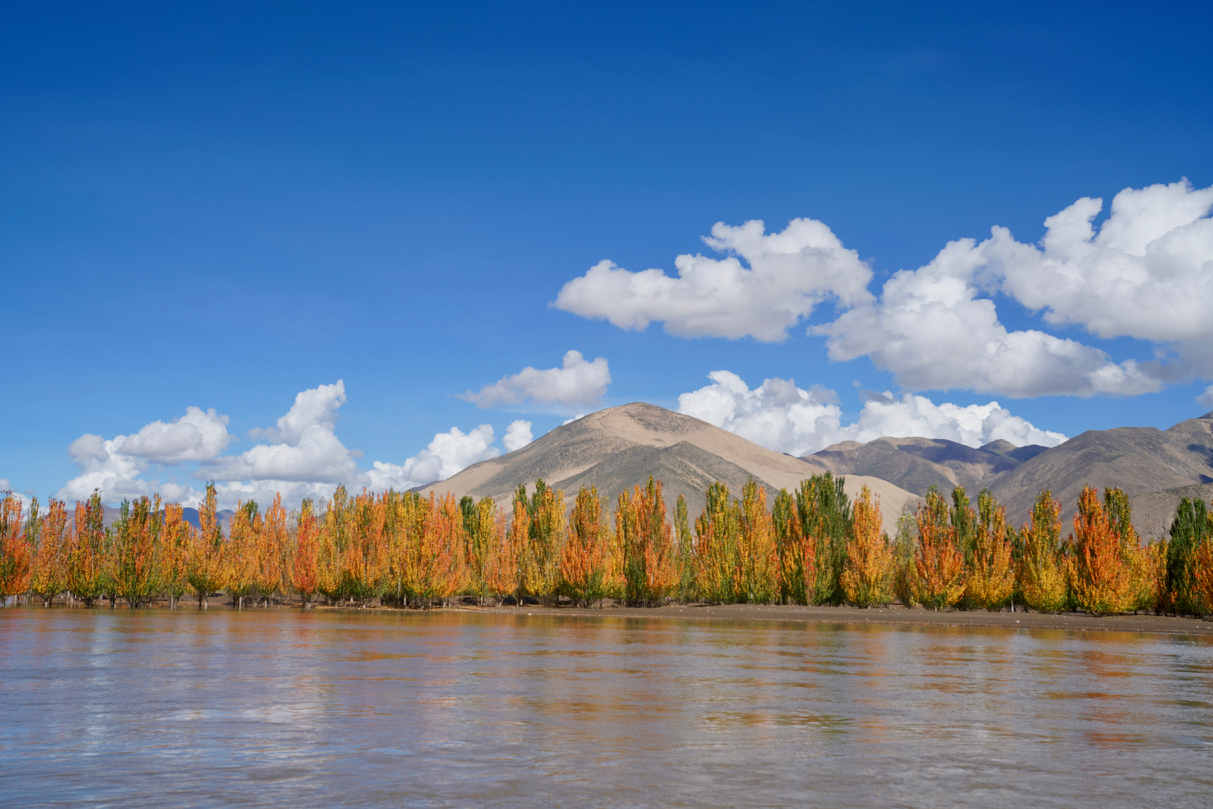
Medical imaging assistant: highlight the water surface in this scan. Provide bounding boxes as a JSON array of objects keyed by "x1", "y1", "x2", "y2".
[{"x1": 2, "y1": 608, "x2": 1211, "y2": 807}]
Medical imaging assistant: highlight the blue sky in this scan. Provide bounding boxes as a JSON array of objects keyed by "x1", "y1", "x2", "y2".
[{"x1": 3, "y1": 1, "x2": 1212, "y2": 508}]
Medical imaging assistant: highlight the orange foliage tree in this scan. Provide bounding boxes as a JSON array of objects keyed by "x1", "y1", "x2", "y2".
[
  {"x1": 617, "y1": 478, "x2": 679, "y2": 606},
  {"x1": 840, "y1": 486, "x2": 893, "y2": 607},
  {"x1": 30, "y1": 497, "x2": 70, "y2": 606},
  {"x1": 560, "y1": 486, "x2": 609, "y2": 607},
  {"x1": 1067, "y1": 486, "x2": 1141, "y2": 616},
  {"x1": 255, "y1": 493, "x2": 289, "y2": 605},
  {"x1": 412, "y1": 494, "x2": 468, "y2": 606},
  {"x1": 291, "y1": 499, "x2": 320, "y2": 606},
  {"x1": 913, "y1": 489, "x2": 966, "y2": 610},
  {"x1": 0, "y1": 492, "x2": 32, "y2": 605}
]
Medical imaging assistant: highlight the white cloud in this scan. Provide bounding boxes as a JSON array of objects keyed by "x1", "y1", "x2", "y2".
[
  {"x1": 553, "y1": 218, "x2": 874, "y2": 343},
  {"x1": 817, "y1": 180, "x2": 1213, "y2": 396},
  {"x1": 249, "y1": 381, "x2": 345, "y2": 443},
  {"x1": 503, "y1": 420, "x2": 533, "y2": 452},
  {"x1": 118, "y1": 406, "x2": 232, "y2": 463},
  {"x1": 678, "y1": 371, "x2": 1066, "y2": 457},
  {"x1": 366, "y1": 424, "x2": 499, "y2": 490},
  {"x1": 60, "y1": 433, "x2": 153, "y2": 504},
  {"x1": 993, "y1": 180, "x2": 1213, "y2": 347},
  {"x1": 561, "y1": 181, "x2": 1213, "y2": 398},
  {"x1": 461, "y1": 351, "x2": 610, "y2": 408},
  {"x1": 816, "y1": 237, "x2": 1160, "y2": 397},
  {"x1": 57, "y1": 381, "x2": 517, "y2": 509},
  {"x1": 1198, "y1": 385, "x2": 1213, "y2": 410}
]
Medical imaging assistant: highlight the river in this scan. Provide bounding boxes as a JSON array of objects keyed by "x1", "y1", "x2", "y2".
[{"x1": 2, "y1": 608, "x2": 1211, "y2": 807}]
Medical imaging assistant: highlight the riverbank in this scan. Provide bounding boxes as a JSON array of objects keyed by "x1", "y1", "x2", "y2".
[
  {"x1": 441, "y1": 601, "x2": 1213, "y2": 636},
  {"x1": 11, "y1": 596, "x2": 1213, "y2": 636}
]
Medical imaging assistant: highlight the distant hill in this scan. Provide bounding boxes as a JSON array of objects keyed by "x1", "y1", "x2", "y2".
[
  {"x1": 1129, "y1": 482, "x2": 1213, "y2": 541},
  {"x1": 74, "y1": 505, "x2": 235, "y2": 536},
  {"x1": 989, "y1": 414, "x2": 1213, "y2": 532},
  {"x1": 424, "y1": 402, "x2": 920, "y2": 536},
  {"x1": 805, "y1": 437, "x2": 1035, "y2": 498},
  {"x1": 802, "y1": 412, "x2": 1213, "y2": 537}
]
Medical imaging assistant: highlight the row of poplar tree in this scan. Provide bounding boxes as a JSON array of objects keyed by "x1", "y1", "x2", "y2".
[{"x1": 2, "y1": 473, "x2": 1213, "y2": 616}]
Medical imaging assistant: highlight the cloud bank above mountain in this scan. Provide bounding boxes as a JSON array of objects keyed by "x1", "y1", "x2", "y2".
[
  {"x1": 677, "y1": 371, "x2": 1067, "y2": 457},
  {"x1": 557, "y1": 180, "x2": 1213, "y2": 400}
]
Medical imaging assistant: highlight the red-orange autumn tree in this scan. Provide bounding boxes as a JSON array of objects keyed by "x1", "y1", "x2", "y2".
[
  {"x1": 0, "y1": 492, "x2": 32, "y2": 605},
  {"x1": 560, "y1": 486, "x2": 609, "y2": 607},
  {"x1": 1067, "y1": 486, "x2": 1141, "y2": 616},
  {"x1": 291, "y1": 499, "x2": 320, "y2": 606}
]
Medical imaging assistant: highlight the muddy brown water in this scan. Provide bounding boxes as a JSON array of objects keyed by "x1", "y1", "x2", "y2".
[{"x1": 2, "y1": 608, "x2": 1212, "y2": 807}]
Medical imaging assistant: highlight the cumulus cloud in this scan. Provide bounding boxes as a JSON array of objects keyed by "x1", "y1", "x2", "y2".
[
  {"x1": 461, "y1": 351, "x2": 610, "y2": 408},
  {"x1": 992, "y1": 180, "x2": 1213, "y2": 347},
  {"x1": 249, "y1": 381, "x2": 345, "y2": 443},
  {"x1": 562, "y1": 181, "x2": 1213, "y2": 398},
  {"x1": 366, "y1": 425, "x2": 499, "y2": 490},
  {"x1": 817, "y1": 181, "x2": 1213, "y2": 396},
  {"x1": 815, "y1": 237, "x2": 1160, "y2": 397},
  {"x1": 553, "y1": 219, "x2": 874, "y2": 343},
  {"x1": 678, "y1": 371, "x2": 1066, "y2": 457},
  {"x1": 503, "y1": 420, "x2": 534, "y2": 452},
  {"x1": 57, "y1": 381, "x2": 519, "y2": 510},
  {"x1": 118, "y1": 406, "x2": 232, "y2": 463}
]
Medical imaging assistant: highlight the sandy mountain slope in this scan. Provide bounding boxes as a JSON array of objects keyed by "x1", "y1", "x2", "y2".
[
  {"x1": 805, "y1": 437, "x2": 1033, "y2": 498},
  {"x1": 990, "y1": 413, "x2": 1213, "y2": 531},
  {"x1": 424, "y1": 403, "x2": 919, "y2": 535},
  {"x1": 1129, "y1": 482, "x2": 1213, "y2": 541}
]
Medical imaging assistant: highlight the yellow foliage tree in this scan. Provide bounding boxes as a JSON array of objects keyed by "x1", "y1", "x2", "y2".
[
  {"x1": 1016, "y1": 491, "x2": 1068, "y2": 614},
  {"x1": 840, "y1": 486, "x2": 893, "y2": 607},
  {"x1": 186, "y1": 483, "x2": 228, "y2": 608},
  {"x1": 30, "y1": 497, "x2": 70, "y2": 606},
  {"x1": 965, "y1": 490, "x2": 1014, "y2": 610},
  {"x1": 913, "y1": 489, "x2": 965, "y2": 610}
]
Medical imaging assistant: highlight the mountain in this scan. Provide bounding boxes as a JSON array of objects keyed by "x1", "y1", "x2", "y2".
[
  {"x1": 990, "y1": 413, "x2": 1213, "y2": 534},
  {"x1": 805, "y1": 437, "x2": 1034, "y2": 498},
  {"x1": 424, "y1": 403, "x2": 920, "y2": 536},
  {"x1": 1129, "y1": 482, "x2": 1213, "y2": 541},
  {"x1": 803, "y1": 412, "x2": 1213, "y2": 538}
]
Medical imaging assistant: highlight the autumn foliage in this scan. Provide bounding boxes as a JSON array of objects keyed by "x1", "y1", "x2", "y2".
[{"x1": 4, "y1": 473, "x2": 1206, "y2": 618}]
